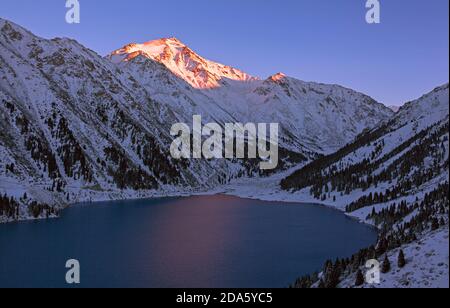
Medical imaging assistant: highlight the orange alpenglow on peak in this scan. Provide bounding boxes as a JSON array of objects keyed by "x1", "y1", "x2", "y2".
[
  {"x1": 269, "y1": 73, "x2": 288, "y2": 82},
  {"x1": 108, "y1": 38, "x2": 258, "y2": 89},
  {"x1": 164, "y1": 37, "x2": 183, "y2": 43}
]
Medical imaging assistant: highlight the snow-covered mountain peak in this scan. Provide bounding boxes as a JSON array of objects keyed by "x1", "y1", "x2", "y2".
[
  {"x1": 162, "y1": 37, "x2": 183, "y2": 44},
  {"x1": 269, "y1": 72, "x2": 288, "y2": 82},
  {"x1": 394, "y1": 83, "x2": 449, "y2": 126},
  {"x1": 109, "y1": 37, "x2": 258, "y2": 89}
]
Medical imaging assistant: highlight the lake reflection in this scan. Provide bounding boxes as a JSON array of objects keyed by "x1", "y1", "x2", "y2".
[{"x1": 0, "y1": 195, "x2": 377, "y2": 288}]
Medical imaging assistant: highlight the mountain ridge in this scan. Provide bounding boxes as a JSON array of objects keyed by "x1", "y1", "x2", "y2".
[
  {"x1": 0, "y1": 17, "x2": 426, "y2": 225},
  {"x1": 110, "y1": 35, "x2": 394, "y2": 155}
]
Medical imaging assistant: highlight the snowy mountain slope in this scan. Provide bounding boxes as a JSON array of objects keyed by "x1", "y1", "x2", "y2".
[
  {"x1": 393, "y1": 84, "x2": 449, "y2": 128},
  {"x1": 0, "y1": 18, "x2": 251, "y2": 222},
  {"x1": 244, "y1": 74, "x2": 394, "y2": 153},
  {"x1": 281, "y1": 84, "x2": 449, "y2": 288},
  {"x1": 0, "y1": 18, "x2": 318, "y2": 222},
  {"x1": 0, "y1": 18, "x2": 411, "y2": 226},
  {"x1": 109, "y1": 38, "x2": 394, "y2": 155},
  {"x1": 281, "y1": 84, "x2": 449, "y2": 194},
  {"x1": 389, "y1": 105, "x2": 401, "y2": 113}
]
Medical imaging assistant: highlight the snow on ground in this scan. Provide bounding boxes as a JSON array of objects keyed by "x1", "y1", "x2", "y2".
[
  {"x1": 340, "y1": 227, "x2": 449, "y2": 288},
  {"x1": 349, "y1": 171, "x2": 450, "y2": 226}
]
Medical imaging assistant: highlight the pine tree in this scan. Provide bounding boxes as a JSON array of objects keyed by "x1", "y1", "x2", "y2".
[
  {"x1": 355, "y1": 269, "x2": 365, "y2": 287},
  {"x1": 431, "y1": 218, "x2": 440, "y2": 230},
  {"x1": 325, "y1": 261, "x2": 342, "y2": 288},
  {"x1": 398, "y1": 250, "x2": 406, "y2": 268},
  {"x1": 381, "y1": 255, "x2": 391, "y2": 273}
]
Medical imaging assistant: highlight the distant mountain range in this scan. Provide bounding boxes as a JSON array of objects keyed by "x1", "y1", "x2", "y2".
[
  {"x1": 1, "y1": 17, "x2": 394, "y2": 222},
  {"x1": 108, "y1": 36, "x2": 393, "y2": 154}
]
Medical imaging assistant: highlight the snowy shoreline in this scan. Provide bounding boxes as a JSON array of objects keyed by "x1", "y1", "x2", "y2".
[{"x1": 2, "y1": 168, "x2": 381, "y2": 238}]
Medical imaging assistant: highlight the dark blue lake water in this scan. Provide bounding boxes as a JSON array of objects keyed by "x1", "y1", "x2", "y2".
[{"x1": 0, "y1": 195, "x2": 377, "y2": 288}]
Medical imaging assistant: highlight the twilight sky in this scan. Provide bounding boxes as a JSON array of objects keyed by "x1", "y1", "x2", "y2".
[{"x1": 1, "y1": 0, "x2": 448, "y2": 106}]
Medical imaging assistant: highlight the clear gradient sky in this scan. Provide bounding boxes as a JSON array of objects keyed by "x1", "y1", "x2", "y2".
[{"x1": 1, "y1": 0, "x2": 448, "y2": 106}]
